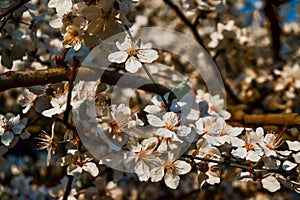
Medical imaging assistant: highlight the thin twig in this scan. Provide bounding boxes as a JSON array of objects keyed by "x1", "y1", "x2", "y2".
[
  {"x1": 142, "y1": 63, "x2": 168, "y2": 107},
  {"x1": 62, "y1": 175, "x2": 74, "y2": 200},
  {"x1": 0, "y1": 12, "x2": 13, "y2": 31},
  {"x1": 162, "y1": 0, "x2": 206, "y2": 49},
  {"x1": 52, "y1": 116, "x2": 77, "y2": 132},
  {"x1": 183, "y1": 155, "x2": 298, "y2": 176},
  {"x1": 0, "y1": 0, "x2": 30, "y2": 20},
  {"x1": 63, "y1": 58, "x2": 80, "y2": 122}
]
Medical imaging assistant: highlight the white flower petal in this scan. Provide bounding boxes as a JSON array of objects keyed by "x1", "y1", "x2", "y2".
[
  {"x1": 0, "y1": 127, "x2": 5, "y2": 136},
  {"x1": 162, "y1": 112, "x2": 178, "y2": 126},
  {"x1": 135, "y1": 161, "x2": 150, "y2": 181},
  {"x1": 177, "y1": 126, "x2": 191, "y2": 137},
  {"x1": 282, "y1": 160, "x2": 297, "y2": 171},
  {"x1": 116, "y1": 37, "x2": 132, "y2": 51},
  {"x1": 156, "y1": 128, "x2": 174, "y2": 138},
  {"x1": 206, "y1": 172, "x2": 221, "y2": 185},
  {"x1": 231, "y1": 148, "x2": 247, "y2": 159},
  {"x1": 255, "y1": 127, "x2": 265, "y2": 139},
  {"x1": 67, "y1": 165, "x2": 82, "y2": 176},
  {"x1": 42, "y1": 107, "x2": 63, "y2": 117},
  {"x1": 147, "y1": 114, "x2": 165, "y2": 127},
  {"x1": 144, "y1": 105, "x2": 162, "y2": 114},
  {"x1": 164, "y1": 170, "x2": 180, "y2": 189},
  {"x1": 137, "y1": 49, "x2": 158, "y2": 63},
  {"x1": 108, "y1": 51, "x2": 128, "y2": 63},
  {"x1": 1, "y1": 131, "x2": 14, "y2": 146},
  {"x1": 125, "y1": 57, "x2": 142, "y2": 73},
  {"x1": 48, "y1": 0, "x2": 72, "y2": 16},
  {"x1": 83, "y1": 162, "x2": 99, "y2": 177},
  {"x1": 247, "y1": 150, "x2": 261, "y2": 162},
  {"x1": 12, "y1": 124, "x2": 25, "y2": 135},
  {"x1": 277, "y1": 150, "x2": 291, "y2": 156},
  {"x1": 230, "y1": 137, "x2": 245, "y2": 147},
  {"x1": 262, "y1": 176, "x2": 281, "y2": 192},
  {"x1": 293, "y1": 152, "x2": 300, "y2": 164},
  {"x1": 150, "y1": 167, "x2": 164, "y2": 182},
  {"x1": 174, "y1": 160, "x2": 191, "y2": 175},
  {"x1": 286, "y1": 140, "x2": 300, "y2": 151}
]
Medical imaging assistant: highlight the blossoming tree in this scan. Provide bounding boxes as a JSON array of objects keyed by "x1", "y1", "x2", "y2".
[{"x1": 0, "y1": 0, "x2": 299, "y2": 199}]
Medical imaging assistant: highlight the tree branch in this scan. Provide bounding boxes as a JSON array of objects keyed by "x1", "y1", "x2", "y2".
[
  {"x1": 227, "y1": 113, "x2": 300, "y2": 128},
  {"x1": 264, "y1": 0, "x2": 281, "y2": 60},
  {"x1": 0, "y1": 67, "x2": 170, "y2": 95}
]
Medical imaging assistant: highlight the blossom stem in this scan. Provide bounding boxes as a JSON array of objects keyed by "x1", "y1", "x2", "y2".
[
  {"x1": 64, "y1": 58, "x2": 80, "y2": 122},
  {"x1": 62, "y1": 175, "x2": 74, "y2": 200},
  {"x1": 123, "y1": 25, "x2": 169, "y2": 107},
  {"x1": 141, "y1": 63, "x2": 169, "y2": 107},
  {"x1": 124, "y1": 25, "x2": 134, "y2": 41}
]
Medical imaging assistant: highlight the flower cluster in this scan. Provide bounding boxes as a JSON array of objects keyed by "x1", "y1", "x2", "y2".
[
  {"x1": 0, "y1": 113, "x2": 27, "y2": 147},
  {"x1": 1, "y1": 0, "x2": 300, "y2": 199},
  {"x1": 48, "y1": 0, "x2": 136, "y2": 49}
]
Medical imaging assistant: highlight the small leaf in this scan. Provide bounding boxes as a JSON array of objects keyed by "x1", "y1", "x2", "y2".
[{"x1": 168, "y1": 78, "x2": 191, "y2": 101}]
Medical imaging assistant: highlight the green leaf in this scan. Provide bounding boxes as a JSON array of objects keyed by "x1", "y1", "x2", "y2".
[{"x1": 168, "y1": 77, "x2": 191, "y2": 101}]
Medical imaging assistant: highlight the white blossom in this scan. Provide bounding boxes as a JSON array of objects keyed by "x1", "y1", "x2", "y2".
[
  {"x1": 151, "y1": 155, "x2": 192, "y2": 189},
  {"x1": 58, "y1": 149, "x2": 99, "y2": 177},
  {"x1": 190, "y1": 139, "x2": 222, "y2": 186},
  {"x1": 0, "y1": 114, "x2": 27, "y2": 146},
  {"x1": 98, "y1": 104, "x2": 143, "y2": 151},
  {"x1": 124, "y1": 137, "x2": 163, "y2": 181},
  {"x1": 231, "y1": 129, "x2": 264, "y2": 162},
  {"x1": 147, "y1": 112, "x2": 191, "y2": 143},
  {"x1": 108, "y1": 36, "x2": 158, "y2": 73}
]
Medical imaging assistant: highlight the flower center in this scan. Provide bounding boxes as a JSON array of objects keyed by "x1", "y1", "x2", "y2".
[
  {"x1": 164, "y1": 124, "x2": 174, "y2": 131},
  {"x1": 220, "y1": 131, "x2": 226, "y2": 136},
  {"x1": 243, "y1": 143, "x2": 254, "y2": 151},
  {"x1": 127, "y1": 48, "x2": 139, "y2": 57},
  {"x1": 110, "y1": 120, "x2": 121, "y2": 133},
  {"x1": 3, "y1": 123, "x2": 12, "y2": 132},
  {"x1": 164, "y1": 161, "x2": 174, "y2": 170},
  {"x1": 265, "y1": 144, "x2": 274, "y2": 150},
  {"x1": 73, "y1": 157, "x2": 88, "y2": 167}
]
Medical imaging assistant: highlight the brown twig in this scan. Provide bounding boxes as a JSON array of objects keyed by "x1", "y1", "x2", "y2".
[
  {"x1": 162, "y1": 0, "x2": 206, "y2": 50},
  {"x1": 62, "y1": 175, "x2": 74, "y2": 200},
  {"x1": 0, "y1": 0, "x2": 30, "y2": 20},
  {"x1": 227, "y1": 113, "x2": 300, "y2": 128},
  {"x1": 0, "y1": 67, "x2": 170, "y2": 95},
  {"x1": 63, "y1": 59, "x2": 80, "y2": 122},
  {"x1": 263, "y1": 0, "x2": 281, "y2": 60}
]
